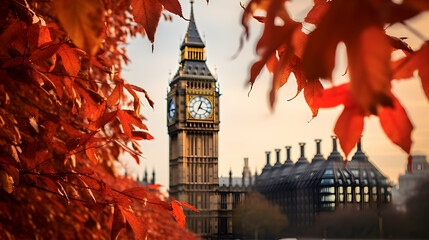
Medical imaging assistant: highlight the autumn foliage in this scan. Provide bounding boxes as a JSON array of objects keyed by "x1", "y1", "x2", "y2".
[
  {"x1": 0, "y1": 0, "x2": 199, "y2": 239},
  {"x1": 242, "y1": 0, "x2": 429, "y2": 170}
]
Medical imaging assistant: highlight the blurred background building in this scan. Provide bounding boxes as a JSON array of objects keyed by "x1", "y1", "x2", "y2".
[{"x1": 392, "y1": 155, "x2": 429, "y2": 212}]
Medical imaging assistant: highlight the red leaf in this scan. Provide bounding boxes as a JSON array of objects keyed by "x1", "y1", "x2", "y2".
[
  {"x1": 147, "y1": 184, "x2": 162, "y2": 190},
  {"x1": 89, "y1": 110, "x2": 118, "y2": 131},
  {"x1": 119, "y1": 206, "x2": 148, "y2": 239},
  {"x1": 106, "y1": 84, "x2": 122, "y2": 107},
  {"x1": 171, "y1": 200, "x2": 186, "y2": 228},
  {"x1": 334, "y1": 107, "x2": 364, "y2": 159},
  {"x1": 157, "y1": 0, "x2": 184, "y2": 19},
  {"x1": 313, "y1": 83, "x2": 353, "y2": 108},
  {"x1": 58, "y1": 44, "x2": 80, "y2": 77},
  {"x1": 128, "y1": 84, "x2": 154, "y2": 108},
  {"x1": 123, "y1": 187, "x2": 147, "y2": 199},
  {"x1": 117, "y1": 110, "x2": 132, "y2": 138},
  {"x1": 303, "y1": 79, "x2": 324, "y2": 118},
  {"x1": 111, "y1": 206, "x2": 126, "y2": 240},
  {"x1": 29, "y1": 41, "x2": 61, "y2": 62},
  {"x1": 85, "y1": 143, "x2": 99, "y2": 164},
  {"x1": 131, "y1": 131, "x2": 154, "y2": 141},
  {"x1": 304, "y1": 1, "x2": 331, "y2": 25},
  {"x1": 393, "y1": 43, "x2": 429, "y2": 101},
  {"x1": 124, "y1": 84, "x2": 141, "y2": 115},
  {"x1": 66, "y1": 130, "x2": 99, "y2": 150},
  {"x1": 348, "y1": 26, "x2": 393, "y2": 114},
  {"x1": 378, "y1": 95, "x2": 413, "y2": 153},
  {"x1": 388, "y1": 35, "x2": 413, "y2": 54},
  {"x1": 179, "y1": 201, "x2": 199, "y2": 213},
  {"x1": 248, "y1": 59, "x2": 266, "y2": 88},
  {"x1": 131, "y1": 0, "x2": 163, "y2": 42}
]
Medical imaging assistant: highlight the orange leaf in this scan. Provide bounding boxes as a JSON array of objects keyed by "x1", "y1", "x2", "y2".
[
  {"x1": 393, "y1": 43, "x2": 429, "y2": 101},
  {"x1": 117, "y1": 110, "x2": 132, "y2": 138},
  {"x1": 313, "y1": 83, "x2": 354, "y2": 108},
  {"x1": 54, "y1": 0, "x2": 104, "y2": 55},
  {"x1": 334, "y1": 107, "x2": 364, "y2": 159},
  {"x1": 57, "y1": 44, "x2": 80, "y2": 77},
  {"x1": 131, "y1": 131, "x2": 154, "y2": 141},
  {"x1": 119, "y1": 206, "x2": 148, "y2": 239},
  {"x1": 348, "y1": 26, "x2": 393, "y2": 114},
  {"x1": 128, "y1": 84, "x2": 154, "y2": 108},
  {"x1": 179, "y1": 201, "x2": 199, "y2": 213},
  {"x1": 131, "y1": 0, "x2": 163, "y2": 42},
  {"x1": 85, "y1": 143, "x2": 99, "y2": 164},
  {"x1": 111, "y1": 206, "x2": 126, "y2": 240},
  {"x1": 158, "y1": 0, "x2": 184, "y2": 19},
  {"x1": 378, "y1": 95, "x2": 413, "y2": 153},
  {"x1": 147, "y1": 184, "x2": 162, "y2": 190},
  {"x1": 106, "y1": 84, "x2": 122, "y2": 107},
  {"x1": 304, "y1": 1, "x2": 331, "y2": 25},
  {"x1": 124, "y1": 84, "x2": 141, "y2": 115},
  {"x1": 303, "y1": 79, "x2": 324, "y2": 118},
  {"x1": 171, "y1": 200, "x2": 186, "y2": 228},
  {"x1": 29, "y1": 42, "x2": 61, "y2": 62},
  {"x1": 89, "y1": 110, "x2": 118, "y2": 131},
  {"x1": 123, "y1": 187, "x2": 147, "y2": 199}
]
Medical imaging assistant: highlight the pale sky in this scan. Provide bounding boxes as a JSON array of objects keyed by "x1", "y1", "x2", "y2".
[{"x1": 121, "y1": 0, "x2": 429, "y2": 188}]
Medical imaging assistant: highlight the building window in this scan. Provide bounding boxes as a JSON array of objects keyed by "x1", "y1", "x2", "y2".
[
  {"x1": 344, "y1": 170, "x2": 351, "y2": 178},
  {"x1": 323, "y1": 169, "x2": 334, "y2": 176},
  {"x1": 347, "y1": 186, "x2": 352, "y2": 202},
  {"x1": 321, "y1": 194, "x2": 335, "y2": 202},
  {"x1": 221, "y1": 194, "x2": 227, "y2": 209},
  {"x1": 337, "y1": 169, "x2": 342, "y2": 178},
  {"x1": 364, "y1": 194, "x2": 369, "y2": 202},
  {"x1": 370, "y1": 169, "x2": 376, "y2": 178},
  {"x1": 320, "y1": 187, "x2": 335, "y2": 193},
  {"x1": 351, "y1": 169, "x2": 360, "y2": 177},
  {"x1": 320, "y1": 178, "x2": 335, "y2": 185},
  {"x1": 347, "y1": 194, "x2": 352, "y2": 202}
]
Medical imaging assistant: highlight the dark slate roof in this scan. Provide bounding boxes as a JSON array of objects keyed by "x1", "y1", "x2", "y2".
[
  {"x1": 181, "y1": 1, "x2": 205, "y2": 48},
  {"x1": 256, "y1": 137, "x2": 391, "y2": 193},
  {"x1": 173, "y1": 61, "x2": 214, "y2": 80}
]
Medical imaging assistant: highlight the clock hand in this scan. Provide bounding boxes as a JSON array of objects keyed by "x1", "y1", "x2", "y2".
[{"x1": 197, "y1": 101, "x2": 203, "y2": 111}]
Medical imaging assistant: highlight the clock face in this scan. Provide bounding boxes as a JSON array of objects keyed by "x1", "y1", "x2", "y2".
[
  {"x1": 188, "y1": 96, "x2": 212, "y2": 119},
  {"x1": 168, "y1": 99, "x2": 175, "y2": 121}
]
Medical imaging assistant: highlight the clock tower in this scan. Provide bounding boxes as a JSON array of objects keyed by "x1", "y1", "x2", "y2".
[{"x1": 167, "y1": 0, "x2": 220, "y2": 237}]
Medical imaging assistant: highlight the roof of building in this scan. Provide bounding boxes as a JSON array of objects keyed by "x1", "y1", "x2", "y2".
[
  {"x1": 172, "y1": 1, "x2": 214, "y2": 82},
  {"x1": 181, "y1": 1, "x2": 205, "y2": 48},
  {"x1": 256, "y1": 137, "x2": 390, "y2": 192}
]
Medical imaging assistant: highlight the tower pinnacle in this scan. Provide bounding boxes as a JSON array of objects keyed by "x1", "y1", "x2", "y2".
[{"x1": 181, "y1": 0, "x2": 204, "y2": 48}]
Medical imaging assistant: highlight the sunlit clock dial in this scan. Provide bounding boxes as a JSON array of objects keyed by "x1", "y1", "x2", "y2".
[{"x1": 188, "y1": 96, "x2": 212, "y2": 119}]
